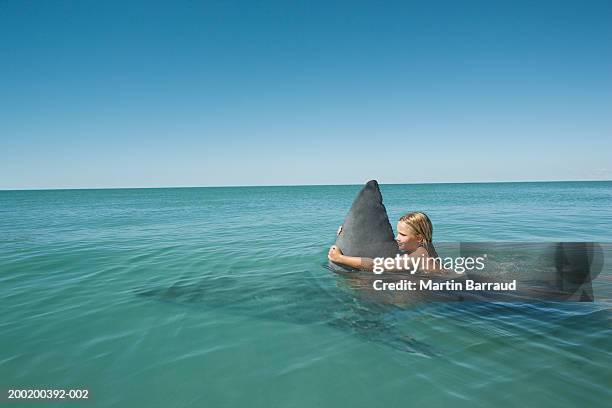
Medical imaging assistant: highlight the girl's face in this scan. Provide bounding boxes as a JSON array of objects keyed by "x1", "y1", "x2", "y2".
[{"x1": 396, "y1": 221, "x2": 423, "y2": 252}]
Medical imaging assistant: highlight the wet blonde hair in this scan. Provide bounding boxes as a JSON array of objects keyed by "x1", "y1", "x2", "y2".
[{"x1": 398, "y1": 212, "x2": 438, "y2": 257}]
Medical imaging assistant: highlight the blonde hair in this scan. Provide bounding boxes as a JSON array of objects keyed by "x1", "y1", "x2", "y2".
[{"x1": 398, "y1": 212, "x2": 438, "y2": 257}]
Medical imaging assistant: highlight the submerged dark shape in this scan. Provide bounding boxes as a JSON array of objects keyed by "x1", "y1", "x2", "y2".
[
  {"x1": 330, "y1": 180, "x2": 400, "y2": 273},
  {"x1": 135, "y1": 273, "x2": 433, "y2": 356}
]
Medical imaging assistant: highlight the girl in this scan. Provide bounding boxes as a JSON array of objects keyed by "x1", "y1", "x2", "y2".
[{"x1": 328, "y1": 211, "x2": 439, "y2": 272}]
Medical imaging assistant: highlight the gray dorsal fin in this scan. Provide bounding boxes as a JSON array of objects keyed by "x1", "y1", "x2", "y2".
[{"x1": 330, "y1": 180, "x2": 399, "y2": 272}]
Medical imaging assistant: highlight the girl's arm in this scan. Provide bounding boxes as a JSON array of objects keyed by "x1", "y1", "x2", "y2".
[
  {"x1": 328, "y1": 246, "x2": 440, "y2": 273},
  {"x1": 328, "y1": 245, "x2": 374, "y2": 271}
]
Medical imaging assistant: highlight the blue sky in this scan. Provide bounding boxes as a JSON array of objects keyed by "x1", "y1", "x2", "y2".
[{"x1": 1, "y1": 0, "x2": 611, "y2": 189}]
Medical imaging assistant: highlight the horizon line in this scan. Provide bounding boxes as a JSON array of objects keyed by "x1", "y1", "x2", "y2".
[{"x1": 1, "y1": 178, "x2": 611, "y2": 192}]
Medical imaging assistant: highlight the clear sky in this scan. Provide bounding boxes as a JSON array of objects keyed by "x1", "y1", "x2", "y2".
[{"x1": 1, "y1": 0, "x2": 611, "y2": 189}]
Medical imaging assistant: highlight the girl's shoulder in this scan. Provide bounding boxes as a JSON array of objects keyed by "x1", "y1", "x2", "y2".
[{"x1": 412, "y1": 246, "x2": 430, "y2": 258}]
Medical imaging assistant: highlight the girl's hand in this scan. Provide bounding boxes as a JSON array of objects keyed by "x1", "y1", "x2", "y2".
[{"x1": 328, "y1": 245, "x2": 343, "y2": 262}]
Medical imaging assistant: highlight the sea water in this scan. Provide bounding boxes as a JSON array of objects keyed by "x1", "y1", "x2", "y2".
[{"x1": 1, "y1": 181, "x2": 611, "y2": 407}]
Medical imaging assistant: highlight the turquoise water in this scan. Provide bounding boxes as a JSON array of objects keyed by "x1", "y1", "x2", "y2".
[{"x1": 1, "y1": 181, "x2": 611, "y2": 407}]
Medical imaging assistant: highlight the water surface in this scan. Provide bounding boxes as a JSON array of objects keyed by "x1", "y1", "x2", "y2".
[{"x1": 1, "y1": 181, "x2": 611, "y2": 407}]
